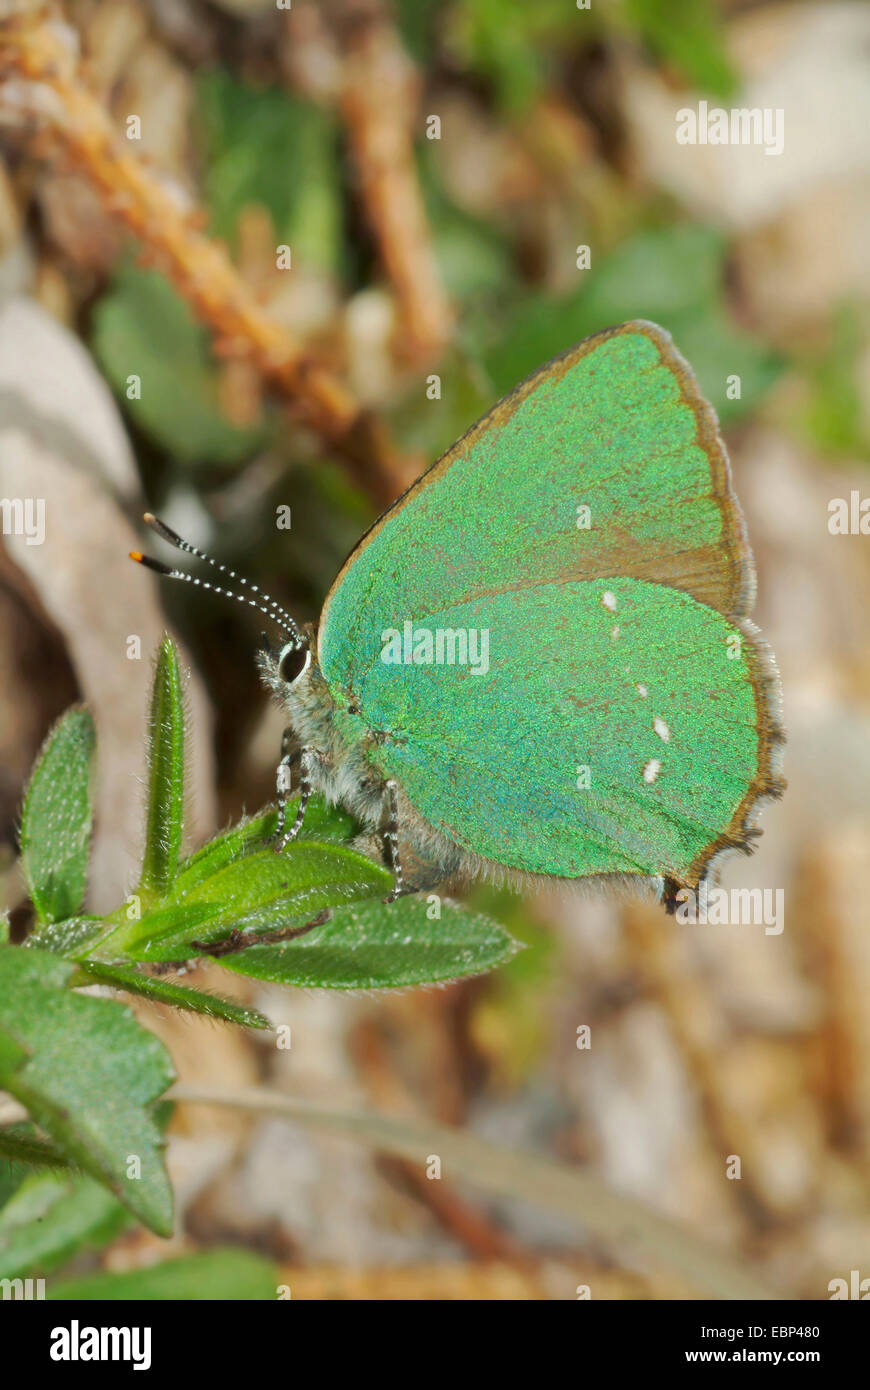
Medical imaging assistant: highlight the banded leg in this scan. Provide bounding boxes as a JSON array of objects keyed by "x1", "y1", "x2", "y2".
[
  {"x1": 383, "y1": 778, "x2": 405, "y2": 902},
  {"x1": 273, "y1": 738, "x2": 315, "y2": 852},
  {"x1": 271, "y1": 729, "x2": 296, "y2": 844}
]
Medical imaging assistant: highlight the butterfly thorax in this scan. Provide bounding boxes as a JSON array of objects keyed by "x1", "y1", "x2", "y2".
[
  {"x1": 257, "y1": 630, "x2": 473, "y2": 889},
  {"x1": 257, "y1": 631, "x2": 388, "y2": 827}
]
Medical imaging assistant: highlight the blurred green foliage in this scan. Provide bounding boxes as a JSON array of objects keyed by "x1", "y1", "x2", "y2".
[
  {"x1": 468, "y1": 885, "x2": 560, "y2": 1087},
  {"x1": 196, "y1": 69, "x2": 343, "y2": 275},
  {"x1": 0, "y1": 1170, "x2": 128, "y2": 1282},
  {"x1": 439, "y1": 0, "x2": 737, "y2": 115},
  {"x1": 800, "y1": 305, "x2": 870, "y2": 462},
  {"x1": 479, "y1": 225, "x2": 782, "y2": 425},
  {"x1": 621, "y1": 0, "x2": 738, "y2": 99},
  {"x1": 93, "y1": 264, "x2": 264, "y2": 466},
  {"x1": 49, "y1": 1249, "x2": 278, "y2": 1301}
]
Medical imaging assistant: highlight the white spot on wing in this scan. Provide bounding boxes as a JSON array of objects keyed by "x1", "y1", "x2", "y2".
[
  {"x1": 611, "y1": 625, "x2": 620, "y2": 640},
  {"x1": 637, "y1": 684, "x2": 648, "y2": 698},
  {"x1": 653, "y1": 717, "x2": 670, "y2": 743},
  {"x1": 643, "y1": 759, "x2": 661, "y2": 784},
  {"x1": 601, "y1": 591, "x2": 618, "y2": 612}
]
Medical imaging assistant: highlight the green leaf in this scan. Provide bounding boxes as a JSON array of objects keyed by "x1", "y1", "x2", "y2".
[
  {"x1": 196, "y1": 69, "x2": 342, "y2": 275},
  {"x1": 26, "y1": 915, "x2": 108, "y2": 958},
  {"x1": 571, "y1": 223, "x2": 726, "y2": 325},
  {"x1": 92, "y1": 265, "x2": 263, "y2": 466},
  {"x1": 140, "y1": 637, "x2": 186, "y2": 898},
  {"x1": 75, "y1": 961, "x2": 272, "y2": 1030},
  {"x1": 19, "y1": 706, "x2": 95, "y2": 926},
  {"x1": 0, "y1": 944, "x2": 175, "y2": 1235},
  {"x1": 0, "y1": 1171, "x2": 128, "y2": 1281},
  {"x1": 171, "y1": 796, "x2": 359, "y2": 896},
  {"x1": 221, "y1": 893, "x2": 520, "y2": 989},
  {"x1": 124, "y1": 842, "x2": 392, "y2": 963},
  {"x1": 49, "y1": 1248, "x2": 278, "y2": 1301}
]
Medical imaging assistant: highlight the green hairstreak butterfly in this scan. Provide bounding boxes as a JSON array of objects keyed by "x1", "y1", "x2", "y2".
[{"x1": 132, "y1": 320, "x2": 784, "y2": 913}]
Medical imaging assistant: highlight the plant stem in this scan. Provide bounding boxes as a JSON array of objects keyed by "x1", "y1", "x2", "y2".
[{"x1": 170, "y1": 1082, "x2": 783, "y2": 1300}]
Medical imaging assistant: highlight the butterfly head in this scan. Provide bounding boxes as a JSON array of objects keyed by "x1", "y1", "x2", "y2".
[
  {"x1": 275, "y1": 637, "x2": 312, "y2": 687},
  {"x1": 255, "y1": 626, "x2": 320, "y2": 707}
]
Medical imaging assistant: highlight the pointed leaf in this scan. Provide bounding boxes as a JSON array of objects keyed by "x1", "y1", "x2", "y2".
[
  {"x1": 172, "y1": 795, "x2": 359, "y2": 896},
  {"x1": 0, "y1": 1171, "x2": 127, "y2": 1281},
  {"x1": 26, "y1": 914, "x2": 108, "y2": 958},
  {"x1": 220, "y1": 893, "x2": 520, "y2": 989},
  {"x1": 92, "y1": 265, "x2": 263, "y2": 466},
  {"x1": 92, "y1": 902, "x2": 223, "y2": 960},
  {"x1": 140, "y1": 637, "x2": 186, "y2": 897},
  {"x1": 76, "y1": 960, "x2": 272, "y2": 1030},
  {"x1": 126, "y1": 841, "x2": 391, "y2": 963},
  {"x1": 19, "y1": 707, "x2": 95, "y2": 925},
  {"x1": 0, "y1": 945, "x2": 175, "y2": 1235}
]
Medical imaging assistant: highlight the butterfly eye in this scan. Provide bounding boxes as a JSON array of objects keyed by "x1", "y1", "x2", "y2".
[{"x1": 278, "y1": 642, "x2": 310, "y2": 685}]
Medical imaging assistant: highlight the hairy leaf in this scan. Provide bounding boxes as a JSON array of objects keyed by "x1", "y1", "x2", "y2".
[
  {"x1": 76, "y1": 960, "x2": 272, "y2": 1030},
  {"x1": 0, "y1": 1171, "x2": 127, "y2": 1281},
  {"x1": 140, "y1": 636, "x2": 186, "y2": 898},
  {"x1": 19, "y1": 707, "x2": 95, "y2": 925},
  {"x1": 171, "y1": 796, "x2": 359, "y2": 896},
  {"x1": 124, "y1": 841, "x2": 391, "y2": 963},
  {"x1": 0, "y1": 945, "x2": 174, "y2": 1235},
  {"x1": 221, "y1": 893, "x2": 520, "y2": 989}
]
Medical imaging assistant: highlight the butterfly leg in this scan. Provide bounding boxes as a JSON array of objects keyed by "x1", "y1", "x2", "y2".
[
  {"x1": 383, "y1": 778, "x2": 406, "y2": 902},
  {"x1": 272, "y1": 736, "x2": 316, "y2": 852},
  {"x1": 271, "y1": 728, "x2": 297, "y2": 846}
]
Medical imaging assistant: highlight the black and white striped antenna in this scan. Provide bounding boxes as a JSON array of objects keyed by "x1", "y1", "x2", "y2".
[{"x1": 130, "y1": 513, "x2": 304, "y2": 647}]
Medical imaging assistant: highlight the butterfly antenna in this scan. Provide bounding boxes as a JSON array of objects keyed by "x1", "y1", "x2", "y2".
[
  {"x1": 130, "y1": 514, "x2": 304, "y2": 646},
  {"x1": 141, "y1": 513, "x2": 299, "y2": 634}
]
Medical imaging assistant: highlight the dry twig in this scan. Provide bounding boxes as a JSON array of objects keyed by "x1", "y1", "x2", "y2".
[
  {"x1": 329, "y1": 0, "x2": 452, "y2": 366},
  {"x1": 0, "y1": 12, "x2": 416, "y2": 503}
]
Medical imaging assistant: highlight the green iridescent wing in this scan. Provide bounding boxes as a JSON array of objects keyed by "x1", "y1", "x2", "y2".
[{"x1": 318, "y1": 322, "x2": 782, "y2": 886}]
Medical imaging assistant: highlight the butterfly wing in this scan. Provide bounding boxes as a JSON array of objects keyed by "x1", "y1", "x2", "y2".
[{"x1": 318, "y1": 321, "x2": 782, "y2": 885}]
